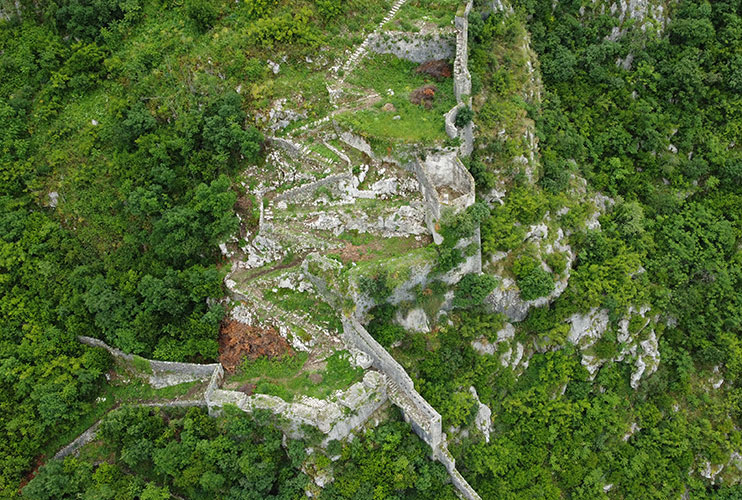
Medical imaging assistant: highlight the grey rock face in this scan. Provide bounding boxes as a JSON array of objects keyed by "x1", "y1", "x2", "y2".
[{"x1": 395, "y1": 307, "x2": 430, "y2": 333}]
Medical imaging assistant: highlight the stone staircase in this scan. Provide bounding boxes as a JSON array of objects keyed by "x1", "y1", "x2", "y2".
[
  {"x1": 290, "y1": 115, "x2": 332, "y2": 136},
  {"x1": 330, "y1": 0, "x2": 407, "y2": 99}
]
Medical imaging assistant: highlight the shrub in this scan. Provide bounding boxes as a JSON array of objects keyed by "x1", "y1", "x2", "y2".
[
  {"x1": 359, "y1": 271, "x2": 391, "y2": 303},
  {"x1": 513, "y1": 256, "x2": 555, "y2": 301},
  {"x1": 455, "y1": 106, "x2": 474, "y2": 128},
  {"x1": 366, "y1": 304, "x2": 405, "y2": 347},
  {"x1": 453, "y1": 273, "x2": 499, "y2": 309},
  {"x1": 481, "y1": 211, "x2": 526, "y2": 253},
  {"x1": 545, "y1": 251, "x2": 568, "y2": 275},
  {"x1": 316, "y1": 0, "x2": 343, "y2": 19},
  {"x1": 185, "y1": 0, "x2": 218, "y2": 32}
]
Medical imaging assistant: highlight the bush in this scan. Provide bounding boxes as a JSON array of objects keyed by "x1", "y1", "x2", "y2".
[
  {"x1": 545, "y1": 252, "x2": 568, "y2": 275},
  {"x1": 185, "y1": 0, "x2": 218, "y2": 32},
  {"x1": 453, "y1": 273, "x2": 499, "y2": 309},
  {"x1": 513, "y1": 256, "x2": 555, "y2": 301},
  {"x1": 482, "y1": 211, "x2": 526, "y2": 253},
  {"x1": 315, "y1": 0, "x2": 343, "y2": 19},
  {"x1": 366, "y1": 304, "x2": 405, "y2": 347},
  {"x1": 455, "y1": 106, "x2": 474, "y2": 128},
  {"x1": 359, "y1": 271, "x2": 391, "y2": 303}
]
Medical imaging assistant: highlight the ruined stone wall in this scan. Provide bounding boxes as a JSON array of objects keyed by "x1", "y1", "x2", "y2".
[
  {"x1": 342, "y1": 317, "x2": 443, "y2": 449},
  {"x1": 407, "y1": 158, "x2": 444, "y2": 244},
  {"x1": 436, "y1": 445, "x2": 482, "y2": 500},
  {"x1": 338, "y1": 130, "x2": 376, "y2": 160},
  {"x1": 273, "y1": 173, "x2": 353, "y2": 203},
  {"x1": 453, "y1": 0, "x2": 473, "y2": 102},
  {"x1": 367, "y1": 31, "x2": 455, "y2": 63},
  {"x1": 79, "y1": 336, "x2": 220, "y2": 389},
  {"x1": 412, "y1": 153, "x2": 475, "y2": 215},
  {"x1": 446, "y1": 0, "x2": 475, "y2": 157},
  {"x1": 207, "y1": 371, "x2": 388, "y2": 444}
]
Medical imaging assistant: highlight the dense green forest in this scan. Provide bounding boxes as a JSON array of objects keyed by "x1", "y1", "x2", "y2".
[
  {"x1": 0, "y1": 0, "x2": 358, "y2": 493},
  {"x1": 397, "y1": 0, "x2": 742, "y2": 498},
  {"x1": 24, "y1": 406, "x2": 456, "y2": 499},
  {"x1": 4, "y1": 0, "x2": 742, "y2": 497}
]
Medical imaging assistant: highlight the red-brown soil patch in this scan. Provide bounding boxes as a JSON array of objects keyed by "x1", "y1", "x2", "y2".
[
  {"x1": 219, "y1": 320, "x2": 294, "y2": 373},
  {"x1": 409, "y1": 84, "x2": 438, "y2": 109},
  {"x1": 416, "y1": 59, "x2": 452, "y2": 79},
  {"x1": 238, "y1": 383, "x2": 256, "y2": 395}
]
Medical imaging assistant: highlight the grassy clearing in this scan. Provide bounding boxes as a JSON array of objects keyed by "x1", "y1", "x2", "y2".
[
  {"x1": 385, "y1": 0, "x2": 460, "y2": 29},
  {"x1": 330, "y1": 232, "x2": 430, "y2": 262},
  {"x1": 230, "y1": 351, "x2": 364, "y2": 402},
  {"x1": 338, "y1": 54, "x2": 455, "y2": 144}
]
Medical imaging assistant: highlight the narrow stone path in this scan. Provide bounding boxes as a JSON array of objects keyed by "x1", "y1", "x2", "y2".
[{"x1": 328, "y1": 0, "x2": 407, "y2": 102}]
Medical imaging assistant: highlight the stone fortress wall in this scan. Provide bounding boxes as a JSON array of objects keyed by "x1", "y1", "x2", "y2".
[
  {"x1": 446, "y1": 0, "x2": 475, "y2": 157},
  {"x1": 303, "y1": 255, "x2": 481, "y2": 500},
  {"x1": 73, "y1": 336, "x2": 389, "y2": 447},
  {"x1": 78, "y1": 336, "x2": 220, "y2": 389},
  {"x1": 367, "y1": 31, "x2": 455, "y2": 63},
  {"x1": 207, "y1": 369, "x2": 389, "y2": 444},
  {"x1": 63, "y1": 2, "x2": 483, "y2": 498}
]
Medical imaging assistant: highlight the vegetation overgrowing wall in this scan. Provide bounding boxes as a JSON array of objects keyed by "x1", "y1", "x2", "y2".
[
  {"x1": 303, "y1": 253, "x2": 481, "y2": 499},
  {"x1": 342, "y1": 317, "x2": 442, "y2": 446},
  {"x1": 78, "y1": 336, "x2": 220, "y2": 389}
]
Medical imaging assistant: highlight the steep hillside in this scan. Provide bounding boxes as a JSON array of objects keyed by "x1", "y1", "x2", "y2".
[{"x1": 3, "y1": 0, "x2": 742, "y2": 498}]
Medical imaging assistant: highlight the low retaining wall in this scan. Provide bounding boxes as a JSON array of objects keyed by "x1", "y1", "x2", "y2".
[
  {"x1": 273, "y1": 173, "x2": 353, "y2": 203},
  {"x1": 78, "y1": 336, "x2": 221, "y2": 389}
]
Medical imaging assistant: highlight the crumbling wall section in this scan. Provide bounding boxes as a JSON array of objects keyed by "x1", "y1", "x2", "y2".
[
  {"x1": 435, "y1": 445, "x2": 482, "y2": 500},
  {"x1": 273, "y1": 173, "x2": 353, "y2": 203},
  {"x1": 206, "y1": 371, "x2": 388, "y2": 444},
  {"x1": 453, "y1": 0, "x2": 473, "y2": 102},
  {"x1": 446, "y1": 0, "x2": 475, "y2": 156},
  {"x1": 342, "y1": 316, "x2": 443, "y2": 449},
  {"x1": 78, "y1": 336, "x2": 220, "y2": 389}
]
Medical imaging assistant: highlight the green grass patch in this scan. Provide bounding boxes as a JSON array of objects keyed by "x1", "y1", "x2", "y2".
[
  {"x1": 339, "y1": 54, "x2": 455, "y2": 144},
  {"x1": 131, "y1": 355, "x2": 153, "y2": 374},
  {"x1": 231, "y1": 351, "x2": 364, "y2": 402},
  {"x1": 386, "y1": 0, "x2": 460, "y2": 28},
  {"x1": 235, "y1": 352, "x2": 310, "y2": 381}
]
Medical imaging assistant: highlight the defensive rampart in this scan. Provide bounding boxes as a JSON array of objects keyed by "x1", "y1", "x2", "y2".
[
  {"x1": 78, "y1": 336, "x2": 220, "y2": 389},
  {"x1": 304, "y1": 255, "x2": 481, "y2": 500}
]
